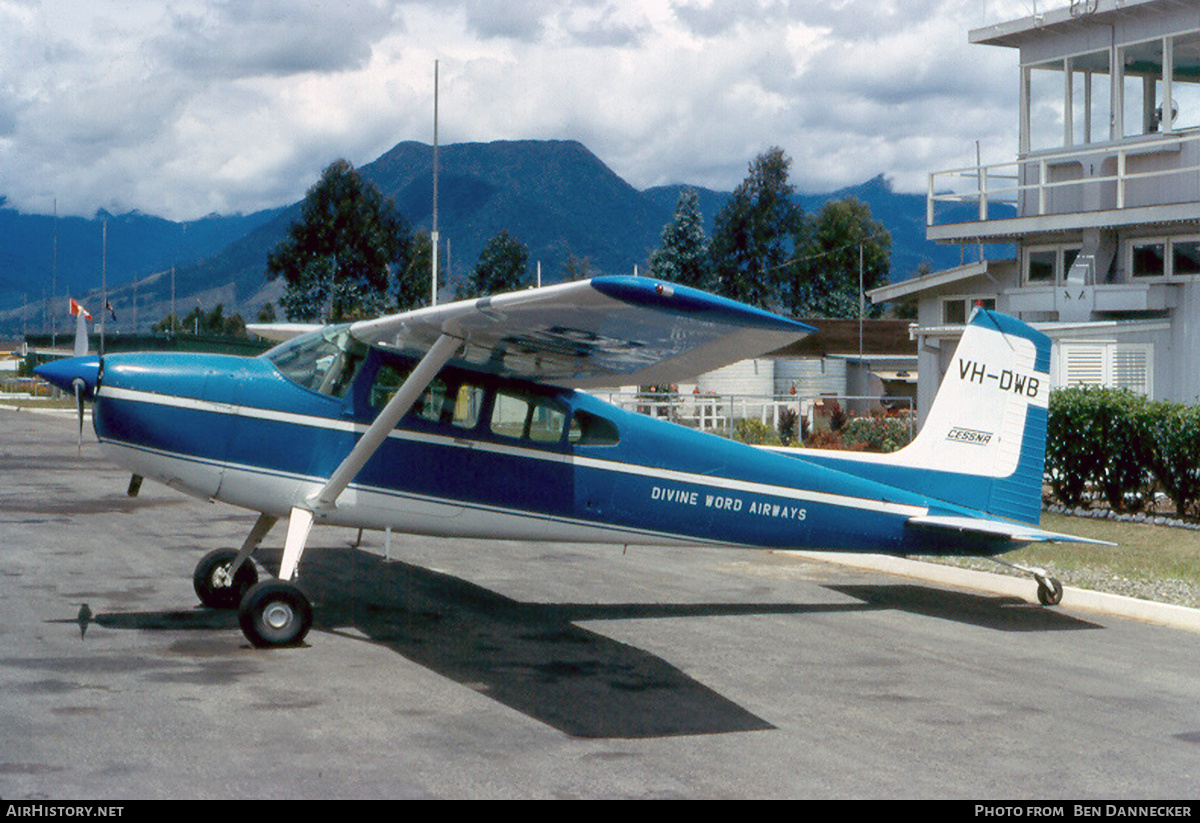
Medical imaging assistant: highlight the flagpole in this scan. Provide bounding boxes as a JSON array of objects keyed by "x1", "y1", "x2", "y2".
[
  {"x1": 100, "y1": 219, "x2": 107, "y2": 355},
  {"x1": 51, "y1": 200, "x2": 58, "y2": 347}
]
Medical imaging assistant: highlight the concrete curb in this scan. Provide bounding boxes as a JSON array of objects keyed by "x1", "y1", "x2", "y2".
[{"x1": 786, "y1": 550, "x2": 1200, "y2": 634}]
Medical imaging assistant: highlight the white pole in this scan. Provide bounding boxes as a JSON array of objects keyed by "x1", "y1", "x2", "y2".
[
  {"x1": 100, "y1": 219, "x2": 107, "y2": 354},
  {"x1": 431, "y1": 59, "x2": 439, "y2": 306}
]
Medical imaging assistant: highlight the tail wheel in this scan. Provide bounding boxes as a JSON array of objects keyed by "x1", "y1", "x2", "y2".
[
  {"x1": 193, "y1": 549, "x2": 258, "y2": 609},
  {"x1": 238, "y1": 581, "x2": 313, "y2": 648},
  {"x1": 1037, "y1": 577, "x2": 1064, "y2": 606}
]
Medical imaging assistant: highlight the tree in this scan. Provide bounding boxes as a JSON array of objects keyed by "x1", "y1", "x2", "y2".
[
  {"x1": 708, "y1": 147, "x2": 804, "y2": 309},
  {"x1": 393, "y1": 230, "x2": 439, "y2": 311},
  {"x1": 266, "y1": 159, "x2": 413, "y2": 321},
  {"x1": 457, "y1": 230, "x2": 530, "y2": 299},
  {"x1": 155, "y1": 303, "x2": 246, "y2": 337},
  {"x1": 786, "y1": 197, "x2": 891, "y2": 318},
  {"x1": 561, "y1": 253, "x2": 594, "y2": 282},
  {"x1": 648, "y1": 188, "x2": 711, "y2": 289}
]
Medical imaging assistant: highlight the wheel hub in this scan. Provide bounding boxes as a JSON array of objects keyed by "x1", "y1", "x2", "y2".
[{"x1": 264, "y1": 601, "x2": 294, "y2": 630}]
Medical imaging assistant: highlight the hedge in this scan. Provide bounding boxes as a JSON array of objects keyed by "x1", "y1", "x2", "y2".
[{"x1": 1046, "y1": 387, "x2": 1200, "y2": 518}]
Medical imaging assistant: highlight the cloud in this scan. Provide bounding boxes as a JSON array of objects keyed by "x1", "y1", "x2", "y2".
[
  {"x1": 0, "y1": 0, "x2": 1034, "y2": 220},
  {"x1": 153, "y1": 0, "x2": 396, "y2": 79}
]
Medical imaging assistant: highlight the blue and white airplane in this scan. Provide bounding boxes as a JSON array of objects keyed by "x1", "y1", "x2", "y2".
[{"x1": 36, "y1": 276, "x2": 1094, "y2": 648}]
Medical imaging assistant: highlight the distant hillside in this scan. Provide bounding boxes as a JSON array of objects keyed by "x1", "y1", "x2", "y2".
[
  {"x1": 0, "y1": 203, "x2": 282, "y2": 300},
  {"x1": 0, "y1": 203, "x2": 283, "y2": 332},
  {"x1": 2, "y1": 139, "x2": 966, "y2": 334}
]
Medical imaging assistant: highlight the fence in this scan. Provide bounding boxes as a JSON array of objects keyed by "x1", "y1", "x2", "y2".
[{"x1": 594, "y1": 391, "x2": 915, "y2": 444}]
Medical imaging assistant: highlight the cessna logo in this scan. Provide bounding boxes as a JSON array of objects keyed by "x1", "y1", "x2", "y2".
[
  {"x1": 947, "y1": 427, "x2": 993, "y2": 446},
  {"x1": 958, "y1": 359, "x2": 1040, "y2": 398}
]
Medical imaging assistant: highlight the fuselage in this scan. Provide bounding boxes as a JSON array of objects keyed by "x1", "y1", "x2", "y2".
[{"x1": 82, "y1": 332, "x2": 999, "y2": 556}]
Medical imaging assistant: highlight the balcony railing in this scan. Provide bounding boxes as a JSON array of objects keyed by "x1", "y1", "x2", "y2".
[{"x1": 927, "y1": 131, "x2": 1200, "y2": 228}]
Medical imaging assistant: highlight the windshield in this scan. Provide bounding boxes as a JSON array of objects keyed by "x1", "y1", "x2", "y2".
[{"x1": 264, "y1": 325, "x2": 366, "y2": 398}]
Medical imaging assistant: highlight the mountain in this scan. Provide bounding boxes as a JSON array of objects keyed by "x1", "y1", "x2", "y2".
[
  {"x1": 0, "y1": 203, "x2": 284, "y2": 332},
  {"x1": 2, "y1": 139, "x2": 964, "y2": 335},
  {"x1": 372, "y1": 139, "x2": 665, "y2": 277}
]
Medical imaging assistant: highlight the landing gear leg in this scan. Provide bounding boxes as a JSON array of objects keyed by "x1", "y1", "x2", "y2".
[
  {"x1": 192, "y1": 513, "x2": 277, "y2": 609},
  {"x1": 990, "y1": 557, "x2": 1063, "y2": 606},
  {"x1": 235, "y1": 507, "x2": 314, "y2": 648}
]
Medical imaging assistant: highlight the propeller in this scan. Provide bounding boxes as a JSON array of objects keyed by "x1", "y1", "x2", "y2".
[
  {"x1": 32, "y1": 355, "x2": 101, "y2": 453},
  {"x1": 72, "y1": 377, "x2": 85, "y2": 452}
]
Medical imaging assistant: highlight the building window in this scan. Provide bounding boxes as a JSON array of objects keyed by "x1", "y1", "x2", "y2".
[
  {"x1": 941, "y1": 296, "x2": 996, "y2": 325},
  {"x1": 1129, "y1": 236, "x2": 1200, "y2": 278},
  {"x1": 1131, "y1": 239, "x2": 1166, "y2": 278},
  {"x1": 1025, "y1": 245, "x2": 1082, "y2": 284},
  {"x1": 1057, "y1": 341, "x2": 1153, "y2": 396},
  {"x1": 1172, "y1": 238, "x2": 1200, "y2": 276},
  {"x1": 1027, "y1": 249, "x2": 1057, "y2": 283}
]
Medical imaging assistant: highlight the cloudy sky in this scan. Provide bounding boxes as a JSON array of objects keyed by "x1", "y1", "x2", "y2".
[{"x1": 0, "y1": 0, "x2": 1041, "y2": 221}]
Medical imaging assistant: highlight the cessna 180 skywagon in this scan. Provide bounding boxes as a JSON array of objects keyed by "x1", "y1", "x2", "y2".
[{"x1": 36, "y1": 276, "x2": 1096, "y2": 648}]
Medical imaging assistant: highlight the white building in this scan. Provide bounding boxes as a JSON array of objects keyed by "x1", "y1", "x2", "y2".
[{"x1": 870, "y1": 0, "x2": 1200, "y2": 423}]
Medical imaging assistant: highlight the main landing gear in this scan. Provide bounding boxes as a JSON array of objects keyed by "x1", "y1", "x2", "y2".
[
  {"x1": 237, "y1": 580, "x2": 313, "y2": 648},
  {"x1": 191, "y1": 514, "x2": 314, "y2": 648}
]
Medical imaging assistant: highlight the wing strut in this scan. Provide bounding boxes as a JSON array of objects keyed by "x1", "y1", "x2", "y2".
[{"x1": 277, "y1": 333, "x2": 462, "y2": 582}]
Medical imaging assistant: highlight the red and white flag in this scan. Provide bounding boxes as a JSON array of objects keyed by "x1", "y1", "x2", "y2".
[{"x1": 69, "y1": 298, "x2": 91, "y2": 320}]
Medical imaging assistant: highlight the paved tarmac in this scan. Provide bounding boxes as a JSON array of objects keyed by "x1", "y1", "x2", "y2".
[{"x1": 2, "y1": 406, "x2": 1199, "y2": 799}]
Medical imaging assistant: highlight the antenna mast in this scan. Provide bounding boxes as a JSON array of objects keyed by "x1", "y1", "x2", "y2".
[{"x1": 431, "y1": 59, "x2": 439, "y2": 306}]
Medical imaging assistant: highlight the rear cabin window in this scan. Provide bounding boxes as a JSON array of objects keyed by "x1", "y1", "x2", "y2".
[
  {"x1": 568, "y1": 410, "x2": 620, "y2": 446},
  {"x1": 489, "y1": 390, "x2": 569, "y2": 444}
]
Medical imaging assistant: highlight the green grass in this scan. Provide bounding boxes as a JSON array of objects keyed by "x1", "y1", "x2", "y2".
[
  {"x1": 926, "y1": 512, "x2": 1200, "y2": 607},
  {"x1": 1027, "y1": 513, "x2": 1200, "y2": 582},
  {"x1": 0, "y1": 395, "x2": 77, "y2": 410}
]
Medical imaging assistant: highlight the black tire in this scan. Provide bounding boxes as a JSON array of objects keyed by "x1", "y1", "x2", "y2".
[
  {"x1": 1037, "y1": 577, "x2": 1064, "y2": 606},
  {"x1": 193, "y1": 549, "x2": 258, "y2": 609},
  {"x1": 238, "y1": 581, "x2": 313, "y2": 648}
]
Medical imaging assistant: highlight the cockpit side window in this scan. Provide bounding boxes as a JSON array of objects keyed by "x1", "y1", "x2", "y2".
[
  {"x1": 370, "y1": 361, "x2": 485, "y2": 431},
  {"x1": 265, "y1": 326, "x2": 365, "y2": 398}
]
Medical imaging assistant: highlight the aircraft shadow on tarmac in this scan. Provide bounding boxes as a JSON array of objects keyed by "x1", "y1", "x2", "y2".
[{"x1": 69, "y1": 545, "x2": 1099, "y2": 739}]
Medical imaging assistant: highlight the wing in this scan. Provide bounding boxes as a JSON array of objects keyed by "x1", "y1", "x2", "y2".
[
  {"x1": 246, "y1": 322, "x2": 325, "y2": 342},
  {"x1": 349, "y1": 276, "x2": 815, "y2": 388}
]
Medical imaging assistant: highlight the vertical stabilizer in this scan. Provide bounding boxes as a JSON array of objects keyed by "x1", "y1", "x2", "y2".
[
  {"x1": 70, "y1": 298, "x2": 90, "y2": 356},
  {"x1": 74, "y1": 310, "x2": 89, "y2": 356},
  {"x1": 892, "y1": 310, "x2": 1051, "y2": 525}
]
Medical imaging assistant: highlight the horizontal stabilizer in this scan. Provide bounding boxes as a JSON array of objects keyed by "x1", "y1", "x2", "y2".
[{"x1": 908, "y1": 515, "x2": 1113, "y2": 546}]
